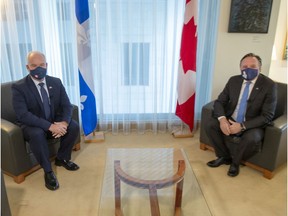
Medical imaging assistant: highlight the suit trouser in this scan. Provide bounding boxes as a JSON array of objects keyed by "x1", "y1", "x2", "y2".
[
  {"x1": 205, "y1": 117, "x2": 264, "y2": 165},
  {"x1": 22, "y1": 119, "x2": 79, "y2": 172}
]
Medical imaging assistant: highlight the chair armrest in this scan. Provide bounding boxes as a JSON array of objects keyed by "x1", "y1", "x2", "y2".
[
  {"x1": 1, "y1": 119, "x2": 32, "y2": 176},
  {"x1": 272, "y1": 114, "x2": 287, "y2": 129},
  {"x1": 248, "y1": 114, "x2": 287, "y2": 171},
  {"x1": 71, "y1": 104, "x2": 81, "y2": 146},
  {"x1": 72, "y1": 104, "x2": 79, "y2": 124},
  {"x1": 262, "y1": 114, "x2": 287, "y2": 168},
  {"x1": 199, "y1": 101, "x2": 215, "y2": 146}
]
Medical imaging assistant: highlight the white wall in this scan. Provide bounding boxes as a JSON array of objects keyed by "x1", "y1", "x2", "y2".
[
  {"x1": 269, "y1": 0, "x2": 287, "y2": 84},
  {"x1": 211, "y1": 0, "x2": 282, "y2": 99}
]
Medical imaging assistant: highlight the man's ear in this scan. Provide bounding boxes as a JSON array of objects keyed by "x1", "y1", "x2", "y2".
[{"x1": 26, "y1": 65, "x2": 30, "y2": 71}]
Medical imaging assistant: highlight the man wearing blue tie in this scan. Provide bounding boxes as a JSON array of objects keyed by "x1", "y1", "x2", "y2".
[
  {"x1": 205, "y1": 53, "x2": 277, "y2": 177},
  {"x1": 12, "y1": 51, "x2": 80, "y2": 190}
]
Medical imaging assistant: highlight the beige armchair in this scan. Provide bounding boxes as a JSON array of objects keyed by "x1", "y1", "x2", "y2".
[{"x1": 200, "y1": 82, "x2": 287, "y2": 179}]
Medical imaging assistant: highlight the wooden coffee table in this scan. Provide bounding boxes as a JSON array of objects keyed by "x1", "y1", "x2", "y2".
[{"x1": 99, "y1": 148, "x2": 211, "y2": 216}]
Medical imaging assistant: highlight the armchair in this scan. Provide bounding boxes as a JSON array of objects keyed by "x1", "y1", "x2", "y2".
[
  {"x1": 1, "y1": 81, "x2": 81, "y2": 183},
  {"x1": 200, "y1": 82, "x2": 287, "y2": 179}
]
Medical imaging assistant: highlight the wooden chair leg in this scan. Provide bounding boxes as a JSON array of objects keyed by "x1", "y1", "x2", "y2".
[
  {"x1": 200, "y1": 143, "x2": 214, "y2": 152},
  {"x1": 13, "y1": 175, "x2": 25, "y2": 184},
  {"x1": 263, "y1": 169, "x2": 274, "y2": 179},
  {"x1": 200, "y1": 143, "x2": 208, "y2": 150},
  {"x1": 73, "y1": 142, "x2": 81, "y2": 151}
]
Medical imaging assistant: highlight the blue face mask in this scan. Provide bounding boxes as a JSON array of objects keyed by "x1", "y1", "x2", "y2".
[
  {"x1": 241, "y1": 68, "x2": 258, "y2": 80},
  {"x1": 30, "y1": 67, "x2": 47, "y2": 80}
]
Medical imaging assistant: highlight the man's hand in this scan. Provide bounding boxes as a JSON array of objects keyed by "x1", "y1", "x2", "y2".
[
  {"x1": 228, "y1": 120, "x2": 242, "y2": 134},
  {"x1": 49, "y1": 121, "x2": 68, "y2": 138},
  {"x1": 219, "y1": 118, "x2": 231, "y2": 136}
]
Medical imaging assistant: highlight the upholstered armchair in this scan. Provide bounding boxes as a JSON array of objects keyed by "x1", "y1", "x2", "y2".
[
  {"x1": 1, "y1": 81, "x2": 81, "y2": 183},
  {"x1": 200, "y1": 82, "x2": 287, "y2": 179}
]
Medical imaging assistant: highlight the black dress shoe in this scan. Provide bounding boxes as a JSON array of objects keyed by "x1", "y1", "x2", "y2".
[
  {"x1": 207, "y1": 157, "x2": 232, "y2": 168},
  {"x1": 227, "y1": 163, "x2": 240, "y2": 177},
  {"x1": 55, "y1": 158, "x2": 79, "y2": 171},
  {"x1": 44, "y1": 171, "x2": 59, "y2": 191}
]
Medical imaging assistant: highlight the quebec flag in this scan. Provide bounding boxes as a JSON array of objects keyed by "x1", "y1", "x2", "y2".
[{"x1": 75, "y1": 0, "x2": 97, "y2": 136}]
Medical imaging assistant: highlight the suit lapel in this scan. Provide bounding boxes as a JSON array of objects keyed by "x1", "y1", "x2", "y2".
[
  {"x1": 46, "y1": 77, "x2": 55, "y2": 119},
  {"x1": 26, "y1": 76, "x2": 44, "y2": 110},
  {"x1": 248, "y1": 75, "x2": 264, "y2": 103},
  {"x1": 231, "y1": 76, "x2": 243, "y2": 110}
]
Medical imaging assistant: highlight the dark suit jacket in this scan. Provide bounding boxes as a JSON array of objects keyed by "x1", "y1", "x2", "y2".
[
  {"x1": 213, "y1": 74, "x2": 277, "y2": 130},
  {"x1": 12, "y1": 75, "x2": 73, "y2": 131}
]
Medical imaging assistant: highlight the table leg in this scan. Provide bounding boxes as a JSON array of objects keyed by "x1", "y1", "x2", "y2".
[
  {"x1": 114, "y1": 162, "x2": 123, "y2": 216},
  {"x1": 174, "y1": 178, "x2": 184, "y2": 216},
  {"x1": 148, "y1": 184, "x2": 161, "y2": 216}
]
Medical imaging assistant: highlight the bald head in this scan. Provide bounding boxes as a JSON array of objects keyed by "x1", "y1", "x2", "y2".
[
  {"x1": 26, "y1": 51, "x2": 47, "y2": 71},
  {"x1": 27, "y1": 51, "x2": 46, "y2": 64}
]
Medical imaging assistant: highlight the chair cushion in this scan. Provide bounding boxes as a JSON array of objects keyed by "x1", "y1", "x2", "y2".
[
  {"x1": 274, "y1": 82, "x2": 287, "y2": 119},
  {"x1": 1, "y1": 81, "x2": 16, "y2": 122}
]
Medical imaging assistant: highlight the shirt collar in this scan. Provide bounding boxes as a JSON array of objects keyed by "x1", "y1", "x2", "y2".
[
  {"x1": 30, "y1": 75, "x2": 47, "y2": 86},
  {"x1": 242, "y1": 75, "x2": 258, "y2": 85}
]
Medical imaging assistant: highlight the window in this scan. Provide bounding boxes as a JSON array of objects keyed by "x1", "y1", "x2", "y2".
[{"x1": 123, "y1": 42, "x2": 150, "y2": 86}]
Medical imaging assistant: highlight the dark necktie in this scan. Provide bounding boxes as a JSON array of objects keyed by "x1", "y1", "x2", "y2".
[
  {"x1": 39, "y1": 83, "x2": 51, "y2": 120},
  {"x1": 236, "y1": 81, "x2": 251, "y2": 123}
]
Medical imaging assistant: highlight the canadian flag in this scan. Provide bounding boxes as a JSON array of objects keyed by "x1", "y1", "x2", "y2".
[{"x1": 176, "y1": 0, "x2": 198, "y2": 131}]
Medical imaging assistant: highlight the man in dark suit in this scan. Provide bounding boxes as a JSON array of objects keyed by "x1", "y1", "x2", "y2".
[
  {"x1": 12, "y1": 51, "x2": 80, "y2": 190},
  {"x1": 205, "y1": 53, "x2": 277, "y2": 177}
]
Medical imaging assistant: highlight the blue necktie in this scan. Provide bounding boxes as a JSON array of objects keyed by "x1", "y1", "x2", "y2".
[
  {"x1": 236, "y1": 81, "x2": 251, "y2": 123},
  {"x1": 39, "y1": 83, "x2": 51, "y2": 120}
]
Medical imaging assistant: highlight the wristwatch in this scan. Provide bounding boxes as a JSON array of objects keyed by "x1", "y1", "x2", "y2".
[{"x1": 240, "y1": 123, "x2": 246, "y2": 132}]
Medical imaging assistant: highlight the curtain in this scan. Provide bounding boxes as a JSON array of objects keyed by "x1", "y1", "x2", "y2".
[
  {"x1": 1, "y1": 0, "x2": 220, "y2": 135},
  {"x1": 195, "y1": 0, "x2": 221, "y2": 122},
  {"x1": 1, "y1": 0, "x2": 79, "y2": 105},
  {"x1": 89, "y1": 0, "x2": 185, "y2": 134}
]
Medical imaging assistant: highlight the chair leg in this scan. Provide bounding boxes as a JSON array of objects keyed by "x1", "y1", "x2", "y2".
[
  {"x1": 200, "y1": 143, "x2": 214, "y2": 152},
  {"x1": 263, "y1": 169, "x2": 274, "y2": 179},
  {"x1": 13, "y1": 175, "x2": 25, "y2": 184},
  {"x1": 242, "y1": 162, "x2": 274, "y2": 179},
  {"x1": 3, "y1": 157, "x2": 54, "y2": 184},
  {"x1": 200, "y1": 143, "x2": 208, "y2": 150},
  {"x1": 73, "y1": 142, "x2": 81, "y2": 151}
]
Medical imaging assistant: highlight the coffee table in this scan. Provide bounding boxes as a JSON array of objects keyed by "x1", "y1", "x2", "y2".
[{"x1": 99, "y1": 148, "x2": 211, "y2": 216}]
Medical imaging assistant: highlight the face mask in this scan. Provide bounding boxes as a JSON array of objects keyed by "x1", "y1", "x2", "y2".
[
  {"x1": 241, "y1": 68, "x2": 258, "y2": 80},
  {"x1": 30, "y1": 67, "x2": 47, "y2": 80}
]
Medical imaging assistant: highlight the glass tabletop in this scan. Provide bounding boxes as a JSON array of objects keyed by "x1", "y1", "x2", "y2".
[{"x1": 99, "y1": 148, "x2": 211, "y2": 216}]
